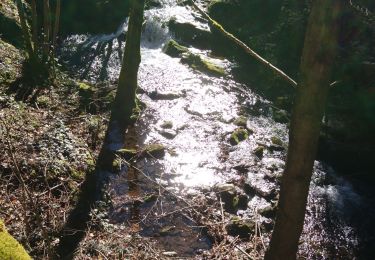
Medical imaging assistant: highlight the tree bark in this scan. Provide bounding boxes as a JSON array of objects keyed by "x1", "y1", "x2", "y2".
[
  {"x1": 265, "y1": 0, "x2": 342, "y2": 259},
  {"x1": 111, "y1": 0, "x2": 145, "y2": 125},
  {"x1": 43, "y1": 0, "x2": 51, "y2": 57}
]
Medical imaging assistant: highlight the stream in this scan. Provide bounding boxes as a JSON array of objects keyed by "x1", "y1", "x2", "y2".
[{"x1": 60, "y1": 0, "x2": 375, "y2": 258}]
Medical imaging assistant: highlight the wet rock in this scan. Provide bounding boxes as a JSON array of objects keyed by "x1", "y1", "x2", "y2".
[
  {"x1": 181, "y1": 53, "x2": 226, "y2": 77},
  {"x1": 229, "y1": 127, "x2": 249, "y2": 145},
  {"x1": 225, "y1": 217, "x2": 255, "y2": 239},
  {"x1": 145, "y1": 0, "x2": 162, "y2": 9},
  {"x1": 213, "y1": 183, "x2": 236, "y2": 194},
  {"x1": 159, "y1": 129, "x2": 178, "y2": 139},
  {"x1": 253, "y1": 146, "x2": 265, "y2": 158},
  {"x1": 143, "y1": 144, "x2": 166, "y2": 159},
  {"x1": 162, "y1": 39, "x2": 189, "y2": 57},
  {"x1": 245, "y1": 174, "x2": 278, "y2": 201},
  {"x1": 233, "y1": 116, "x2": 247, "y2": 127},
  {"x1": 168, "y1": 18, "x2": 212, "y2": 49},
  {"x1": 149, "y1": 90, "x2": 181, "y2": 100},
  {"x1": 160, "y1": 121, "x2": 173, "y2": 129}
]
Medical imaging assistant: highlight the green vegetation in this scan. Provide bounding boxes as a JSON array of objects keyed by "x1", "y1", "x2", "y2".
[{"x1": 0, "y1": 220, "x2": 31, "y2": 260}]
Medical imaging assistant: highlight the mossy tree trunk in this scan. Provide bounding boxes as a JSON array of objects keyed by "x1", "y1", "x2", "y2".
[
  {"x1": 265, "y1": 0, "x2": 342, "y2": 259},
  {"x1": 111, "y1": 0, "x2": 145, "y2": 125}
]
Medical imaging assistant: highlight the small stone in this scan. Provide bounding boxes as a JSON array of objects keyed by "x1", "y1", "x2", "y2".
[
  {"x1": 159, "y1": 129, "x2": 177, "y2": 139},
  {"x1": 163, "y1": 251, "x2": 178, "y2": 257},
  {"x1": 143, "y1": 144, "x2": 166, "y2": 159},
  {"x1": 160, "y1": 121, "x2": 173, "y2": 129}
]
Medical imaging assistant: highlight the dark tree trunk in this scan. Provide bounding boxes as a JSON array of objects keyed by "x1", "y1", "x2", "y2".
[
  {"x1": 265, "y1": 0, "x2": 342, "y2": 259},
  {"x1": 111, "y1": 0, "x2": 145, "y2": 126}
]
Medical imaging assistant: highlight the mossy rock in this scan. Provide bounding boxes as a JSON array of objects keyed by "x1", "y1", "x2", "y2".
[
  {"x1": 0, "y1": 220, "x2": 31, "y2": 260},
  {"x1": 229, "y1": 127, "x2": 249, "y2": 145},
  {"x1": 162, "y1": 39, "x2": 189, "y2": 58},
  {"x1": 233, "y1": 116, "x2": 247, "y2": 127},
  {"x1": 181, "y1": 53, "x2": 226, "y2": 77},
  {"x1": 254, "y1": 145, "x2": 265, "y2": 158},
  {"x1": 270, "y1": 136, "x2": 283, "y2": 146},
  {"x1": 142, "y1": 144, "x2": 166, "y2": 159},
  {"x1": 225, "y1": 217, "x2": 255, "y2": 239}
]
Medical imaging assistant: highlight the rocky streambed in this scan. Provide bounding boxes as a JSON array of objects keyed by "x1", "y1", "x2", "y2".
[{"x1": 59, "y1": 0, "x2": 375, "y2": 258}]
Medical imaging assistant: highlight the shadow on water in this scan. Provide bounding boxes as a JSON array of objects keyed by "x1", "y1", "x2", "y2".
[{"x1": 56, "y1": 120, "x2": 128, "y2": 259}]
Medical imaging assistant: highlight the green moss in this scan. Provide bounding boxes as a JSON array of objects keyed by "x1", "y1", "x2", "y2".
[
  {"x1": 254, "y1": 146, "x2": 265, "y2": 158},
  {"x1": 229, "y1": 127, "x2": 249, "y2": 145},
  {"x1": 163, "y1": 39, "x2": 189, "y2": 57},
  {"x1": 181, "y1": 53, "x2": 226, "y2": 77},
  {"x1": 271, "y1": 136, "x2": 283, "y2": 146},
  {"x1": 143, "y1": 144, "x2": 166, "y2": 159},
  {"x1": 78, "y1": 82, "x2": 92, "y2": 91},
  {"x1": 112, "y1": 158, "x2": 122, "y2": 171},
  {"x1": 0, "y1": 220, "x2": 31, "y2": 260},
  {"x1": 116, "y1": 148, "x2": 138, "y2": 160},
  {"x1": 143, "y1": 193, "x2": 158, "y2": 203}
]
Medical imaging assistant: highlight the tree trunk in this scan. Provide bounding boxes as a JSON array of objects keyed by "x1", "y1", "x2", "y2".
[
  {"x1": 265, "y1": 0, "x2": 342, "y2": 259},
  {"x1": 43, "y1": 0, "x2": 51, "y2": 58},
  {"x1": 111, "y1": 0, "x2": 145, "y2": 125}
]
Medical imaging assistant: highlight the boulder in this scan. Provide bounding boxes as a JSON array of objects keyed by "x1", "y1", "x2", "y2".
[
  {"x1": 162, "y1": 39, "x2": 189, "y2": 57},
  {"x1": 168, "y1": 18, "x2": 212, "y2": 49}
]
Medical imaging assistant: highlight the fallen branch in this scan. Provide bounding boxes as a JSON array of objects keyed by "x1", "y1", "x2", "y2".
[{"x1": 189, "y1": 0, "x2": 298, "y2": 88}]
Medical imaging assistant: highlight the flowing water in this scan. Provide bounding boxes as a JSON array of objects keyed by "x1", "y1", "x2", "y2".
[{"x1": 60, "y1": 0, "x2": 375, "y2": 258}]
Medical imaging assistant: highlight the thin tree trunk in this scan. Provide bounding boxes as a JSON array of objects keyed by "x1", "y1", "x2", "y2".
[
  {"x1": 52, "y1": 0, "x2": 61, "y2": 49},
  {"x1": 111, "y1": 0, "x2": 145, "y2": 125},
  {"x1": 265, "y1": 0, "x2": 342, "y2": 259},
  {"x1": 30, "y1": 0, "x2": 38, "y2": 51},
  {"x1": 15, "y1": 0, "x2": 34, "y2": 57},
  {"x1": 43, "y1": 0, "x2": 51, "y2": 58}
]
